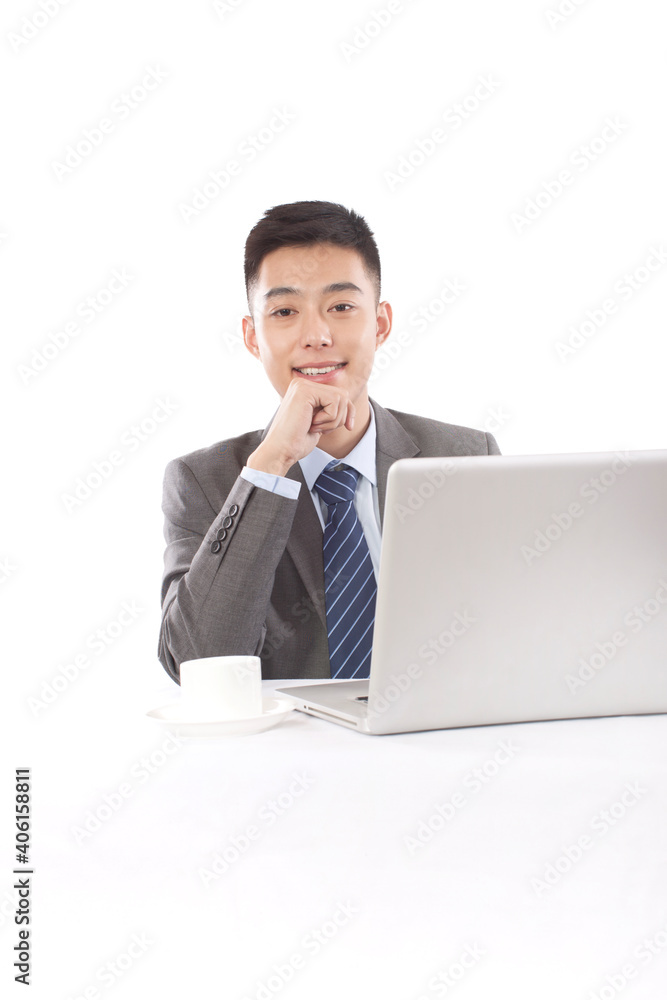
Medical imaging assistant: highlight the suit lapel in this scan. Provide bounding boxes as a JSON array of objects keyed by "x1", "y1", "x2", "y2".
[
  {"x1": 284, "y1": 462, "x2": 327, "y2": 628},
  {"x1": 258, "y1": 413, "x2": 328, "y2": 628},
  {"x1": 258, "y1": 398, "x2": 421, "y2": 628},
  {"x1": 371, "y1": 398, "x2": 421, "y2": 528}
]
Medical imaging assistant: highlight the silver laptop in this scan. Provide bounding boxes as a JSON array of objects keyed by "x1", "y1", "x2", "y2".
[{"x1": 277, "y1": 449, "x2": 667, "y2": 734}]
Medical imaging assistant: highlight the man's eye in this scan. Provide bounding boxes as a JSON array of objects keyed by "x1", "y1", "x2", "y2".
[
  {"x1": 331, "y1": 303, "x2": 353, "y2": 312},
  {"x1": 272, "y1": 308, "x2": 294, "y2": 317}
]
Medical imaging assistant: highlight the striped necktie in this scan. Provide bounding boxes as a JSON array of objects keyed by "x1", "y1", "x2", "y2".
[{"x1": 313, "y1": 460, "x2": 377, "y2": 679}]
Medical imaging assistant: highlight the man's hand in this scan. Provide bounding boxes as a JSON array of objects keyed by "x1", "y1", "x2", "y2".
[{"x1": 246, "y1": 377, "x2": 355, "y2": 477}]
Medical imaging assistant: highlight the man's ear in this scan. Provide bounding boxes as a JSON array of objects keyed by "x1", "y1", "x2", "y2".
[
  {"x1": 242, "y1": 315, "x2": 260, "y2": 360},
  {"x1": 375, "y1": 300, "x2": 392, "y2": 348}
]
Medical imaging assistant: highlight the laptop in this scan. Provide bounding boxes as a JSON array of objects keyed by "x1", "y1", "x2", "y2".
[{"x1": 276, "y1": 449, "x2": 667, "y2": 734}]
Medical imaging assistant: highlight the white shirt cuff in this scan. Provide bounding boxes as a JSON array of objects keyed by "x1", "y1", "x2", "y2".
[{"x1": 241, "y1": 466, "x2": 301, "y2": 500}]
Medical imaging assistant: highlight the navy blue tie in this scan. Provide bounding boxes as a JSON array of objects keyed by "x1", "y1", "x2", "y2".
[{"x1": 313, "y1": 461, "x2": 377, "y2": 679}]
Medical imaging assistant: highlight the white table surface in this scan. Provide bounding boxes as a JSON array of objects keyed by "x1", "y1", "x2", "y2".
[{"x1": 11, "y1": 678, "x2": 667, "y2": 1000}]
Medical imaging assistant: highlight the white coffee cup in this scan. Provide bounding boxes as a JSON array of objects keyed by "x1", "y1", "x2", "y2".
[{"x1": 179, "y1": 656, "x2": 262, "y2": 720}]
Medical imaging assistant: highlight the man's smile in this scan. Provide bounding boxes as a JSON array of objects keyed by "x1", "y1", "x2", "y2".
[{"x1": 292, "y1": 362, "x2": 347, "y2": 380}]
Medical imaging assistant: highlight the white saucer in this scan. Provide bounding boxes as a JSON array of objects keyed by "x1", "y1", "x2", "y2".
[{"x1": 146, "y1": 697, "x2": 295, "y2": 738}]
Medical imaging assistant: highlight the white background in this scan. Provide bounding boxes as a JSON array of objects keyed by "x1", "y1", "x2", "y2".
[{"x1": 2, "y1": 1, "x2": 666, "y2": 998}]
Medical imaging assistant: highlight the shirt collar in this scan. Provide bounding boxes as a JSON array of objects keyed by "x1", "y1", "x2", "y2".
[{"x1": 298, "y1": 403, "x2": 377, "y2": 491}]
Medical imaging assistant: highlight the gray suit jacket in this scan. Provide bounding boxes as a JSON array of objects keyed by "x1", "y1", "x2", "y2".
[{"x1": 158, "y1": 398, "x2": 500, "y2": 682}]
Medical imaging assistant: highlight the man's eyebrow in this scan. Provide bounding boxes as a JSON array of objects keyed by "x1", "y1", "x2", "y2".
[
  {"x1": 263, "y1": 281, "x2": 364, "y2": 301},
  {"x1": 263, "y1": 286, "x2": 301, "y2": 300},
  {"x1": 322, "y1": 282, "x2": 363, "y2": 295}
]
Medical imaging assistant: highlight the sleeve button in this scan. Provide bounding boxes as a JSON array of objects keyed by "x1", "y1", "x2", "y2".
[
  {"x1": 216, "y1": 528, "x2": 227, "y2": 541},
  {"x1": 229, "y1": 504, "x2": 239, "y2": 516},
  {"x1": 210, "y1": 540, "x2": 221, "y2": 554},
  {"x1": 222, "y1": 515, "x2": 233, "y2": 529}
]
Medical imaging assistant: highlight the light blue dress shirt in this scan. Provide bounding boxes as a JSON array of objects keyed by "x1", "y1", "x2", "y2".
[{"x1": 240, "y1": 405, "x2": 382, "y2": 580}]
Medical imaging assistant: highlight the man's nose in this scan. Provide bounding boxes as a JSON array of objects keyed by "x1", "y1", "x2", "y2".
[{"x1": 301, "y1": 313, "x2": 333, "y2": 347}]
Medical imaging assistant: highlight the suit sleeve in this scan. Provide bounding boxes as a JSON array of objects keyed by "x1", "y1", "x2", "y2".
[
  {"x1": 158, "y1": 457, "x2": 300, "y2": 683},
  {"x1": 486, "y1": 432, "x2": 501, "y2": 455}
]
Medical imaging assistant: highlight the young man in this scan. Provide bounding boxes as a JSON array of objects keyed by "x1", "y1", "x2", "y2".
[{"x1": 158, "y1": 201, "x2": 500, "y2": 683}]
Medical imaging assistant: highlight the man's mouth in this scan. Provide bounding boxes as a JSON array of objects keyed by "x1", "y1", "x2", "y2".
[{"x1": 293, "y1": 362, "x2": 346, "y2": 376}]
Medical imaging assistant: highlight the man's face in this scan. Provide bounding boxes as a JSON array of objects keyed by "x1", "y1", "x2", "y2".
[{"x1": 242, "y1": 243, "x2": 392, "y2": 406}]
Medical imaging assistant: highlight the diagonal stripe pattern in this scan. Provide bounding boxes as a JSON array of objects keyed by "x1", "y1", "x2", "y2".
[{"x1": 313, "y1": 460, "x2": 377, "y2": 679}]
